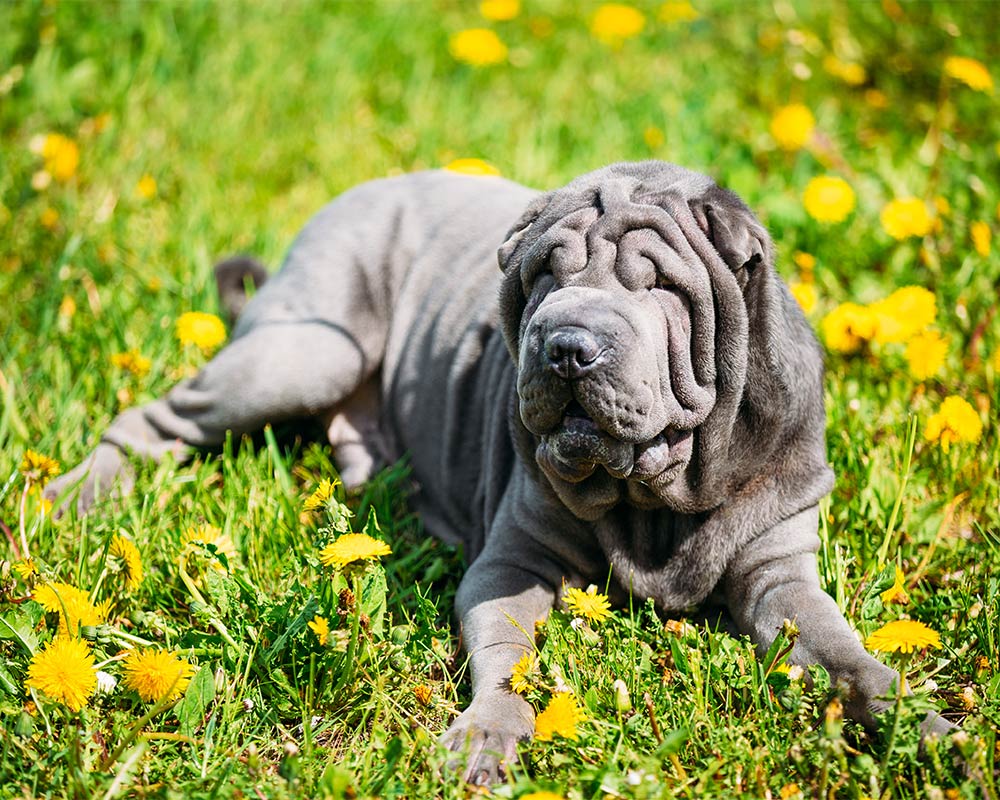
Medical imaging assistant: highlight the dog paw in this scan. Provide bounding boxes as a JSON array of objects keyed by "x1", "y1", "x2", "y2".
[
  {"x1": 439, "y1": 693, "x2": 533, "y2": 785},
  {"x1": 43, "y1": 444, "x2": 135, "y2": 518}
]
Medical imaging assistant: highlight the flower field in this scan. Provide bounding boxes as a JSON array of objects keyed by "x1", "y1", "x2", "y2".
[{"x1": 1, "y1": 1, "x2": 998, "y2": 797}]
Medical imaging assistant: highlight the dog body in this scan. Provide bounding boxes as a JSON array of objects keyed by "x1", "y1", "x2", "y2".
[{"x1": 48, "y1": 163, "x2": 948, "y2": 782}]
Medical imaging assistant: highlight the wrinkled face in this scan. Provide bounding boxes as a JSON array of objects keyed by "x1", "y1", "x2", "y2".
[{"x1": 499, "y1": 165, "x2": 767, "y2": 519}]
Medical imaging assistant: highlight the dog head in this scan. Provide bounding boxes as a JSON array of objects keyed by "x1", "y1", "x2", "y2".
[{"x1": 498, "y1": 161, "x2": 827, "y2": 521}]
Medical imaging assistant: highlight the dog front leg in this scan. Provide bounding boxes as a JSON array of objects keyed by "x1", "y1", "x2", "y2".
[
  {"x1": 723, "y1": 505, "x2": 954, "y2": 736},
  {"x1": 440, "y1": 533, "x2": 560, "y2": 785}
]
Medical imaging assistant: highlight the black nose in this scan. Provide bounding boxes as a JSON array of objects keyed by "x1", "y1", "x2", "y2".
[{"x1": 544, "y1": 327, "x2": 603, "y2": 380}]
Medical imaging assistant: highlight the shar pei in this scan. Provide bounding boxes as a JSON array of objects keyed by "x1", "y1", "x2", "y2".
[{"x1": 47, "y1": 162, "x2": 952, "y2": 782}]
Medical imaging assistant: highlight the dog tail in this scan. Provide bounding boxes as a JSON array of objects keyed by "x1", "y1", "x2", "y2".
[{"x1": 214, "y1": 255, "x2": 269, "y2": 322}]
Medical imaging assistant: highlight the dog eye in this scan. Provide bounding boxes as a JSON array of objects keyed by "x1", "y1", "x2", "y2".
[{"x1": 652, "y1": 274, "x2": 672, "y2": 291}]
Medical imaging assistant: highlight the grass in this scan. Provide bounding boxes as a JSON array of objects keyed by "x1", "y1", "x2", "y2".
[{"x1": 1, "y1": 1, "x2": 999, "y2": 797}]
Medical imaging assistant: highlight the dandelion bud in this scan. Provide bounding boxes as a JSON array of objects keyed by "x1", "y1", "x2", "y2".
[
  {"x1": 214, "y1": 666, "x2": 227, "y2": 695},
  {"x1": 14, "y1": 711, "x2": 34, "y2": 739},
  {"x1": 960, "y1": 687, "x2": 976, "y2": 710},
  {"x1": 613, "y1": 679, "x2": 632, "y2": 713},
  {"x1": 390, "y1": 625, "x2": 410, "y2": 646},
  {"x1": 246, "y1": 742, "x2": 260, "y2": 774},
  {"x1": 189, "y1": 600, "x2": 209, "y2": 616},
  {"x1": 781, "y1": 619, "x2": 800, "y2": 640},
  {"x1": 80, "y1": 625, "x2": 98, "y2": 641}
]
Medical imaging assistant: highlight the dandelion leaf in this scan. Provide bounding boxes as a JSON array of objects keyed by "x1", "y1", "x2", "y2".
[
  {"x1": 360, "y1": 567, "x2": 387, "y2": 636},
  {"x1": 174, "y1": 666, "x2": 215, "y2": 739},
  {"x1": 860, "y1": 564, "x2": 897, "y2": 620}
]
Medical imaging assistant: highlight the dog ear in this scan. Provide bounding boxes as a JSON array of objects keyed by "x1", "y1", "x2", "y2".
[
  {"x1": 497, "y1": 195, "x2": 548, "y2": 272},
  {"x1": 688, "y1": 186, "x2": 773, "y2": 280}
]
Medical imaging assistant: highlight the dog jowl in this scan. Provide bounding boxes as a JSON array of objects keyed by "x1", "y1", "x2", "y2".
[{"x1": 46, "y1": 162, "x2": 955, "y2": 784}]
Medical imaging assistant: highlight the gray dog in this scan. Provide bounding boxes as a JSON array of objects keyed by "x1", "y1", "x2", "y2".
[{"x1": 47, "y1": 162, "x2": 950, "y2": 782}]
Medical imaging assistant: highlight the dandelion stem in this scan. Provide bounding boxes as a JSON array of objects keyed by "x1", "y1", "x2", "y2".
[
  {"x1": 100, "y1": 681, "x2": 181, "y2": 771},
  {"x1": 331, "y1": 572, "x2": 363, "y2": 702},
  {"x1": 880, "y1": 656, "x2": 910, "y2": 772},
  {"x1": 18, "y1": 480, "x2": 30, "y2": 560},
  {"x1": 876, "y1": 415, "x2": 917, "y2": 569}
]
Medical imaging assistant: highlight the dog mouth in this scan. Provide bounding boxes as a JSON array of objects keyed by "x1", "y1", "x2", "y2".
[{"x1": 535, "y1": 400, "x2": 693, "y2": 486}]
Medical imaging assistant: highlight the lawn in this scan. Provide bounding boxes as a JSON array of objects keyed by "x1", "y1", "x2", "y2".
[{"x1": 1, "y1": 1, "x2": 998, "y2": 797}]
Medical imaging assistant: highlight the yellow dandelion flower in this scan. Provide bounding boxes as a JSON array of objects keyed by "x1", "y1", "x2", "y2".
[
  {"x1": 13, "y1": 559, "x2": 37, "y2": 581},
  {"x1": 869, "y1": 286, "x2": 937, "y2": 344},
  {"x1": 58, "y1": 294, "x2": 76, "y2": 324},
  {"x1": 779, "y1": 783, "x2": 802, "y2": 800},
  {"x1": 994, "y1": 347, "x2": 1000, "y2": 373},
  {"x1": 109, "y1": 535, "x2": 143, "y2": 590},
  {"x1": 480, "y1": 0, "x2": 519, "y2": 21},
  {"x1": 658, "y1": 1, "x2": 700, "y2": 24},
  {"x1": 563, "y1": 585, "x2": 612, "y2": 624},
  {"x1": 789, "y1": 281, "x2": 817, "y2": 315},
  {"x1": 823, "y1": 55, "x2": 867, "y2": 86},
  {"x1": 802, "y1": 176, "x2": 856, "y2": 223},
  {"x1": 40, "y1": 207, "x2": 59, "y2": 230},
  {"x1": 444, "y1": 158, "x2": 501, "y2": 177},
  {"x1": 590, "y1": 4, "x2": 646, "y2": 44},
  {"x1": 971, "y1": 221, "x2": 991, "y2": 257},
  {"x1": 880, "y1": 567, "x2": 910, "y2": 605},
  {"x1": 303, "y1": 478, "x2": 338, "y2": 511},
  {"x1": 25, "y1": 637, "x2": 97, "y2": 712},
  {"x1": 34, "y1": 582, "x2": 106, "y2": 638},
  {"x1": 34, "y1": 133, "x2": 79, "y2": 182},
  {"x1": 944, "y1": 56, "x2": 993, "y2": 93},
  {"x1": 904, "y1": 330, "x2": 947, "y2": 381},
  {"x1": 821, "y1": 302, "x2": 876, "y2": 353},
  {"x1": 20, "y1": 450, "x2": 61, "y2": 486},
  {"x1": 864, "y1": 88, "x2": 889, "y2": 109},
  {"x1": 122, "y1": 648, "x2": 196, "y2": 702},
  {"x1": 413, "y1": 684, "x2": 433, "y2": 706},
  {"x1": 534, "y1": 692, "x2": 585, "y2": 741},
  {"x1": 643, "y1": 125, "x2": 665, "y2": 149},
  {"x1": 521, "y1": 794, "x2": 565, "y2": 800},
  {"x1": 176, "y1": 311, "x2": 226, "y2": 354},
  {"x1": 924, "y1": 396, "x2": 983, "y2": 451},
  {"x1": 793, "y1": 251, "x2": 816, "y2": 272},
  {"x1": 510, "y1": 651, "x2": 539, "y2": 694},
  {"x1": 318, "y1": 533, "x2": 391, "y2": 570},
  {"x1": 308, "y1": 615, "x2": 330, "y2": 646},
  {"x1": 181, "y1": 523, "x2": 238, "y2": 570},
  {"x1": 880, "y1": 197, "x2": 932, "y2": 240},
  {"x1": 770, "y1": 104, "x2": 815, "y2": 152},
  {"x1": 448, "y1": 28, "x2": 508, "y2": 67},
  {"x1": 865, "y1": 619, "x2": 941, "y2": 654},
  {"x1": 135, "y1": 174, "x2": 157, "y2": 200},
  {"x1": 110, "y1": 349, "x2": 151, "y2": 378}
]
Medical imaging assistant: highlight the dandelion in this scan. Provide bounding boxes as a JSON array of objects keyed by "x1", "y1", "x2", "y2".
[
  {"x1": 802, "y1": 176, "x2": 855, "y2": 223},
  {"x1": 924, "y1": 396, "x2": 982, "y2": 451},
  {"x1": 643, "y1": 125, "x2": 665, "y2": 149},
  {"x1": 443, "y1": 158, "x2": 501, "y2": 177},
  {"x1": 13, "y1": 559, "x2": 37, "y2": 581},
  {"x1": 865, "y1": 619, "x2": 941, "y2": 654},
  {"x1": 95, "y1": 670, "x2": 118, "y2": 695},
  {"x1": 658, "y1": 1, "x2": 699, "y2": 24},
  {"x1": 111, "y1": 349, "x2": 151, "y2": 378},
  {"x1": 25, "y1": 638, "x2": 97, "y2": 712},
  {"x1": 34, "y1": 582, "x2": 107, "y2": 638},
  {"x1": 793, "y1": 251, "x2": 816, "y2": 272},
  {"x1": 510, "y1": 651, "x2": 539, "y2": 694},
  {"x1": 869, "y1": 286, "x2": 937, "y2": 344},
  {"x1": 971, "y1": 221, "x2": 991, "y2": 257},
  {"x1": 109, "y1": 535, "x2": 143, "y2": 589},
  {"x1": 821, "y1": 302, "x2": 876, "y2": 353},
  {"x1": 122, "y1": 648, "x2": 196, "y2": 702},
  {"x1": 31, "y1": 133, "x2": 79, "y2": 182},
  {"x1": 20, "y1": 450, "x2": 61, "y2": 486},
  {"x1": 413, "y1": 684, "x2": 433, "y2": 706},
  {"x1": 563, "y1": 585, "x2": 612, "y2": 624},
  {"x1": 135, "y1": 174, "x2": 157, "y2": 199},
  {"x1": 176, "y1": 311, "x2": 226, "y2": 354},
  {"x1": 823, "y1": 55, "x2": 867, "y2": 86},
  {"x1": 534, "y1": 692, "x2": 585, "y2": 741},
  {"x1": 521, "y1": 794, "x2": 565, "y2": 800},
  {"x1": 880, "y1": 567, "x2": 910, "y2": 605},
  {"x1": 789, "y1": 281, "x2": 817, "y2": 315},
  {"x1": 181, "y1": 523, "x2": 238, "y2": 570},
  {"x1": 480, "y1": 0, "x2": 519, "y2": 21},
  {"x1": 319, "y1": 533, "x2": 391, "y2": 570},
  {"x1": 590, "y1": 4, "x2": 645, "y2": 44},
  {"x1": 58, "y1": 295, "x2": 76, "y2": 325},
  {"x1": 303, "y1": 478, "x2": 338, "y2": 511},
  {"x1": 770, "y1": 104, "x2": 815, "y2": 151},
  {"x1": 880, "y1": 197, "x2": 932, "y2": 240},
  {"x1": 943, "y1": 56, "x2": 993, "y2": 93},
  {"x1": 904, "y1": 330, "x2": 947, "y2": 381},
  {"x1": 40, "y1": 207, "x2": 59, "y2": 230},
  {"x1": 448, "y1": 29, "x2": 508, "y2": 67},
  {"x1": 308, "y1": 615, "x2": 330, "y2": 646}
]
